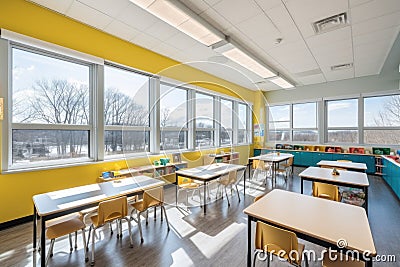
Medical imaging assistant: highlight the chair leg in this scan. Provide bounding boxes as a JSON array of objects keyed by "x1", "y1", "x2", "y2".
[
  {"x1": 90, "y1": 228, "x2": 96, "y2": 266},
  {"x1": 161, "y1": 206, "x2": 164, "y2": 221},
  {"x1": 137, "y1": 212, "x2": 144, "y2": 243},
  {"x1": 74, "y1": 231, "x2": 78, "y2": 249},
  {"x1": 86, "y1": 225, "x2": 92, "y2": 252},
  {"x1": 267, "y1": 251, "x2": 270, "y2": 267},
  {"x1": 46, "y1": 239, "x2": 55, "y2": 265},
  {"x1": 252, "y1": 250, "x2": 259, "y2": 267},
  {"x1": 161, "y1": 205, "x2": 170, "y2": 231},
  {"x1": 235, "y1": 185, "x2": 241, "y2": 202},
  {"x1": 154, "y1": 206, "x2": 157, "y2": 221},
  {"x1": 146, "y1": 210, "x2": 149, "y2": 225},
  {"x1": 123, "y1": 218, "x2": 133, "y2": 248},
  {"x1": 304, "y1": 253, "x2": 309, "y2": 267},
  {"x1": 68, "y1": 233, "x2": 73, "y2": 252},
  {"x1": 81, "y1": 228, "x2": 89, "y2": 262},
  {"x1": 224, "y1": 187, "x2": 230, "y2": 206}
]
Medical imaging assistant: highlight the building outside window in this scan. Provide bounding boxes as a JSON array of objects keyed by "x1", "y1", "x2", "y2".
[
  {"x1": 220, "y1": 98, "x2": 233, "y2": 146},
  {"x1": 326, "y1": 98, "x2": 358, "y2": 143},
  {"x1": 292, "y1": 102, "x2": 318, "y2": 142},
  {"x1": 268, "y1": 104, "x2": 290, "y2": 142},
  {"x1": 195, "y1": 92, "x2": 215, "y2": 148}
]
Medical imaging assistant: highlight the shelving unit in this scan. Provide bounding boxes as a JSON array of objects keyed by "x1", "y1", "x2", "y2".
[
  {"x1": 203, "y1": 152, "x2": 240, "y2": 165},
  {"x1": 375, "y1": 156, "x2": 384, "y2": 176},
  {"x1": 99, "y1": 161, "x2": 188, "y2": 184}
]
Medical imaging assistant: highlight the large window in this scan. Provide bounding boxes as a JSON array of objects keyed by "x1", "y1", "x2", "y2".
[
  {"x1": 160, "y1": 83, "x2": 188, "y2": 150},
  {"x1": 11, "y1": 47, "x2": 91, "y2": 167},
  {"x1": 364, "y1": 95, "x2": 400, "y2": 145},
  {"x1": 104, "y1": 65, "x2": 150, "y2": 156},
  {"x1": 220, "y1": 99, "x2": 233, "y2": 146},
  {"x1": 238, "y1": 103, "x2": 250, "y2": 144},
  {"x1": 195, "y1": 92, "x2": 214, "y2": 148},
  {"x1": 268, "y1": 105, "x2": 290, "y2": 142},
  {"x1": 293, "y1": 102, "x2": 318, "y2": 142},
  {"x1": 326, "y1": 98, "x2": 358, "y2": 143}
]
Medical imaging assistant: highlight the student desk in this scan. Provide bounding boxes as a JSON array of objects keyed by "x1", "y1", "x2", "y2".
[
  {"x1": 243, "y1": 189, "x2": 376, "y2": 267},
  {"x1": 317, "y1": 160, "x2": 367, "y2": 172},
  {"x1": 33, "y1": 176, "x2": 164, "y2": 267}
]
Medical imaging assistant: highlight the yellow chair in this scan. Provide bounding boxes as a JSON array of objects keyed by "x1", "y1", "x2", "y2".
[
  {"x1": 43, "y1": 213, "x2": 88, "y2": 265},
  {"x1": 177, "y1": 176, "x2": 202, "y2": 208},
  {"x1": 130, "y1": 187, "x2": 170, "y2": 243},
  {"x1": 216, "y1": 169, "x2": 244, "y2": 206},
  {"x1": 252, "y1": 160, "x2": 271, "y2": 181},
  {"x1": 312, "y1": 182, "x2": 340, "y2": 201},
  {"x1": 276, "y1": 156, "x2": 294, "y2": 179},
  {"x1": 253, "y1": 193, "x2": 266, "y2": 203},
  {"x1": 88, "y1": 196, "x2": 133, "y2": 266},
  {"x1": 322, "y1": 251, "x2": 364, "y2": 266},
  {"x1": 253, "y1": 221, "x2": 308, "y2": 267}
]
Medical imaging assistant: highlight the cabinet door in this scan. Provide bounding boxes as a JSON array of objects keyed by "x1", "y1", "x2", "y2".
[
  {"x1": 382, "y1": 158, "x2": 391, "y2": 185},
  {"x1": 254, "y1": 149, "x2": 261, "y2": 156},
  {"x1": 291, "y1": 151, "x2": 301, "y2": 166},
  {"x1": 363, "y1": 156, "x2": 376, "y2": 174}
]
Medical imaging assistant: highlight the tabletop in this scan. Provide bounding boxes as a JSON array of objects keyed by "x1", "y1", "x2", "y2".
[
  {"x1": 175, "y1": 163, "x2": 246, "y2": 181},
  {"x1": 248, "y1": 153, "x2": 293, "y2": 162},
  {"x1": 243, "y1": 189, "x2": 376, "y2": 256},
  {"x1": 299, "y1": 166, "x2": 369, "y2": 187},
  {"x1": 317, "y1": 160, "x2": 367, "y2": 170},
  {"x1": 33, "y1": 176, "x2": 164, "y2": 216}
]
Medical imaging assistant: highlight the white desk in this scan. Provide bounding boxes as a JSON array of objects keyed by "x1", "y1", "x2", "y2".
[
  {"x1": 243, "y1": 189, "x2": 376, "y2": 267},
  {"x1": 299, "y1": 166, "x2": 370, "y2": 213},
  {"x1": 175, "y1": 163, "x2": 246, "y2": 214},
  {"x1": 33, "y1": 176, "x2": 164, "y2": 267},
  {"x1": 317, "y1": 160, "x2": 367, "y2": 172},
  {"x1": 248, "y1": 153, "x2": 294, "y2": 186}
]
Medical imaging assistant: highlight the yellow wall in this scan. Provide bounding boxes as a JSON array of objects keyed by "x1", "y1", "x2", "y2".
[{"x1": 0, "y1": 0, "x2": 255, "y2": 223}]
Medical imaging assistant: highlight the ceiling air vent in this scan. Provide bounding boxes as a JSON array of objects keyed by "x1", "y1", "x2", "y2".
[
  {"x1": 331, "y1": 63, "x2": 353, "y2": 71},
  {"x1": 313, "y1": 12, "x2": 348, "y2": 34}
]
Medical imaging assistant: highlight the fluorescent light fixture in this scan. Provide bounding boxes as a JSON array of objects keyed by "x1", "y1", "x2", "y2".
[
  {"x1": 269, "y1": 76, "x2": 294, "y2": 89},
  {"x1": 129, "y1": 0, "x2": 224, "y2": 46},
  {"x1": 212, "y1": 39, "x2": 276, "y2": 79}
]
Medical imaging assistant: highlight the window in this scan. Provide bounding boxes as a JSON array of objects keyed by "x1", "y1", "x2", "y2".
[
  {"x1": 104, "y1": 65, "x2": 150, "y2": 156},
  {"x1": 195, "y1": 92, "x2": 214, "y2": 148},
  {"x1": 238, "y1": 103, "x2": 249, "y2": 144},
  {"x1": 220, "y1": 99, "x2": 233, "y2": 146},
  {"x1": 326, "y1": 99, "x2": 358, "y2": 143},
  {"x1": 364, "y1": 95, "x2": 400, "y2": 145},
  {"x1": 268, "y1": 105, "x2": 290, "y2": 142},
  {"x1": 11, "y1": 47, "x2": 91, "y2": 168},
  {"x1": 160, "y1": 83, "x2": 188, "y2": 150},
  {"x1": 292, "y1": 102, "x2": 318, "y2": 142}
]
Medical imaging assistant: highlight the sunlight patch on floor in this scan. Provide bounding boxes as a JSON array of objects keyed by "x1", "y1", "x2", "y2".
[
  {"x1": 166, "y1": 208, "x2": 197, "y2": 238},
  {"x1": 171, "y1": 248, "x2": 195, "y2": 267}
]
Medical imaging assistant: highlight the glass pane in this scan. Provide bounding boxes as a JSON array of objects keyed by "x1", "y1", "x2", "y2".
[
  {"x1": 293, "y1": 130, "x2": 318, "y2": 142},
  {"x1": 196, "y1": 93, "x2": 214, "y2": 128},
  {"x1": 220, "y1": 128, "x2": 233, "y2": 146},
  {"x1": 12, "y1": 48, "x2": 90, "y2": 124},
  {"x1": 293, "y1": 102, "x2": 317, "y2": 128},
  {"x1": 268, "y1": 130, "x2": 290, "y2": 142},
  {"x1": 327, "y1": 130, "x2": 358, "y2": 143},
  {"x1": 12, "y1": 130, "x2": 89, "y2": 164},
  {"x1": 105, "y1": 130, "x2": 149, "y2": 155},
  {"x1": 238, "y1": 103, "x2": 247, "y2": 130},
  {"x1": 364, "y1": 130, "x2": 400, "y2": 145},
  {"x1": 269, "y1": 122, "x2": 290, "y2": 129},
  {"x1": 269, "y1": 105, "x2": 289, "y2": 122},
  {"x1": 327, "y1": 99, "x2": 358, "y2": 127},
  {"x1": 104, "y1": 66, "x2": 149, "y2": 126},
  {"x1": 195, "y1": 131, "x2": 214, "y2": 148},
  {"x1": 221, "y1": 99, "x2": 233, "y2": 129},
  {"x1": 238, "y1": 129, "x2": 249, "y2": 144},
  {"x1": 160, "y1": 131, "x2": 187, "y2": 150},
  {"x1": 160, "y1": 84, "x2": 187, "y2": 127},
  {"x1": 364, "y1": 95, "x2": 400, "y2": 127}
]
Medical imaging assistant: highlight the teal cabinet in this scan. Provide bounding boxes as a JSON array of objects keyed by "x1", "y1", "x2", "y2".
[{"x1": 382, "y1": 157, "x2": 400, "y2": 199}]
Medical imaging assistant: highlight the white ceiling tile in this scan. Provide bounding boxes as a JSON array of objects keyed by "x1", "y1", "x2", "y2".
[
  {"x1": 354, "y1": 57, "x2": 382, "y2": 77},
  {"x1": 66, "y1": 1, "x2": 113, "y2": 30},
  {"x1": 352, "y1": 11, "x2": 400, "y2": 36},
  {"x1": 203, "y1": 0, "x2": 223, "y2": 7},
  {"x1": 76, "y1": 0, "x2": 129, "y2": 17},
  {"x1": 118, "y1": 3, "x2": 158, "y2": 31},
  {"x1": 353, "y1": 26, "x2": 399, "y2": 47},
  {"x1": 351, "y1": 0, "x2": 400, "y2": 24},
  {"x1": 236, "y1": 13, "x2": 281, "y2": 43},
  {"x1": 254, "y1": 0, "x2": 282, "y2": 11},
  {"x1": 349, "y1": 0, "x2": 374, "y2": 8},
  {"x1": 151, "y1": 43, "x2": 182, "y2": 60},
  {"x1": 103, "y1": 20, "x2": 140, "y2": 41},
  {"x1": 212, "y1": 0, "x2": 262, "y2": 25},
  {"x1": 130, "y1": 33, "x2": 161, "y2": 50},
  {"x1": 285, "y1": 0, "x2": 349, "y2": 38},
  {"x1": 179, "y1": 0, "x2": 210, "y2": 14},
  {"x1": 164, "y1": 32, "x2": 200, "y2": 51},
  {"x1": 29, "y1": 0, "x2": 74, "y2": 14},
  {"x1": 323, "y1": 67, "x2": 354, "y2": 81},
  {"x1": 200, "y1": 7, "x2": 233, "y2": 31},
  {"x1": 297, "y1": 73, "x2": 326, "y2": 85},
  {"x1": 145, "y1": 21, "x2": 180, "y2": 41}
]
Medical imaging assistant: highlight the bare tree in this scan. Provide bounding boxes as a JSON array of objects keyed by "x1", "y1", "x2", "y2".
[{"x1": 160, "y1": 108, "x2": 170, "y2": 128}]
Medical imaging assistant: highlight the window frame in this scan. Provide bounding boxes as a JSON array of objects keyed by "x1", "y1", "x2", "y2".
[
  {"x1": 220, "y1": 98, "x2": 234, "y2": 147},
  {"x1": 195, "y1": 91, "x2": 216, "y2": 149}
]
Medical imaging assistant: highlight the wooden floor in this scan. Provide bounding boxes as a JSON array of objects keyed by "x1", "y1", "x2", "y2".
[{"x1": 1, "y1": 167, "x2": 399, "y2": 267}]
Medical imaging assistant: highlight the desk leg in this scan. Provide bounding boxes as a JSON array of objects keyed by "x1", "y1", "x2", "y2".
[
  {"x1": 203, "y1": 181, "x2": 207, "y2": 215},
  {"x1": 366, "y1": 258, "x2": 373, "y2": 267},
  {"x1": 33, "y1": 206, "x2": 37, "y2": 252},
  {"x1": 300, "y1": 177, "x2": 304, "y2": 194},
  {"x1": 40, "y1": 216, "x2": 46, "y2": 267},
  {"x1": 365, "y1": 186, "x2": 369, "y2": 216},
  {"x1": 247, "y1": 215, "x2": 252, "y2": 267},
  {"x1": 175, "y1": 174, "x2": 178, "y2": 207}
]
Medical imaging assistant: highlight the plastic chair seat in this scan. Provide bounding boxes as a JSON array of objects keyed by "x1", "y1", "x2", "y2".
[
  {"x1": 131, "y1": 198, "x2": 161, "y2": 212},
  {"x1": 179, "y1": 182, "x2": 200, "y2": 189},
  {"x1": 46, "y1": 213, "x2": 85, "y2": 240}
]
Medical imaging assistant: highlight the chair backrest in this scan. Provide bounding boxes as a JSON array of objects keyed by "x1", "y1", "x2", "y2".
[
  {"x1": 287, "y1": 157, "x2": 293, "y2": 166},
  {"x1": 312, "y1": 182, "x2": 340, "y2": 201},
  {"x1": 228, "y1": 170, "x2": 238, "y2": 185},
  {"x1": 203, "y1": 155, "x2": 215, "y2": 165},
  {"x1": 255, "y1": 221, "x2": 300, "y2": 265},
  {"x1": 236, "y1": 169, "x2": 245, "y2": 183},
  {"x1": 178, "y1": 176, "x2": 193, "y2": 186},
  {"x1": 253, "y1": 160, "x2": 266, "y2": 170},
  {"x1": 97, "y1": 196, "x2": 128, "y2": 226},
  {"x1": 142, "y1": 187, "x2": 163, "y2": 209}
]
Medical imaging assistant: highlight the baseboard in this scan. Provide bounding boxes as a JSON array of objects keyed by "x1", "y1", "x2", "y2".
[{"x1": 0, "y1": 215, "x2": 32, "y2": 231}]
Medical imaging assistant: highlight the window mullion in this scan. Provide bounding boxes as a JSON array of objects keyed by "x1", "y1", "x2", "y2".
[
  {"x1": 149, "y1": 76, "x2": 160, "y2": 154},
  {"x1": 95, "y1": 64, "x2": 104, "y2": 161}
]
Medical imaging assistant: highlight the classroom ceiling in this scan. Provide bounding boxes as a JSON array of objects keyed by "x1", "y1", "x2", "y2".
[{"x1": 28, "y1": 0, "x2": 400, "y2": 91}]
